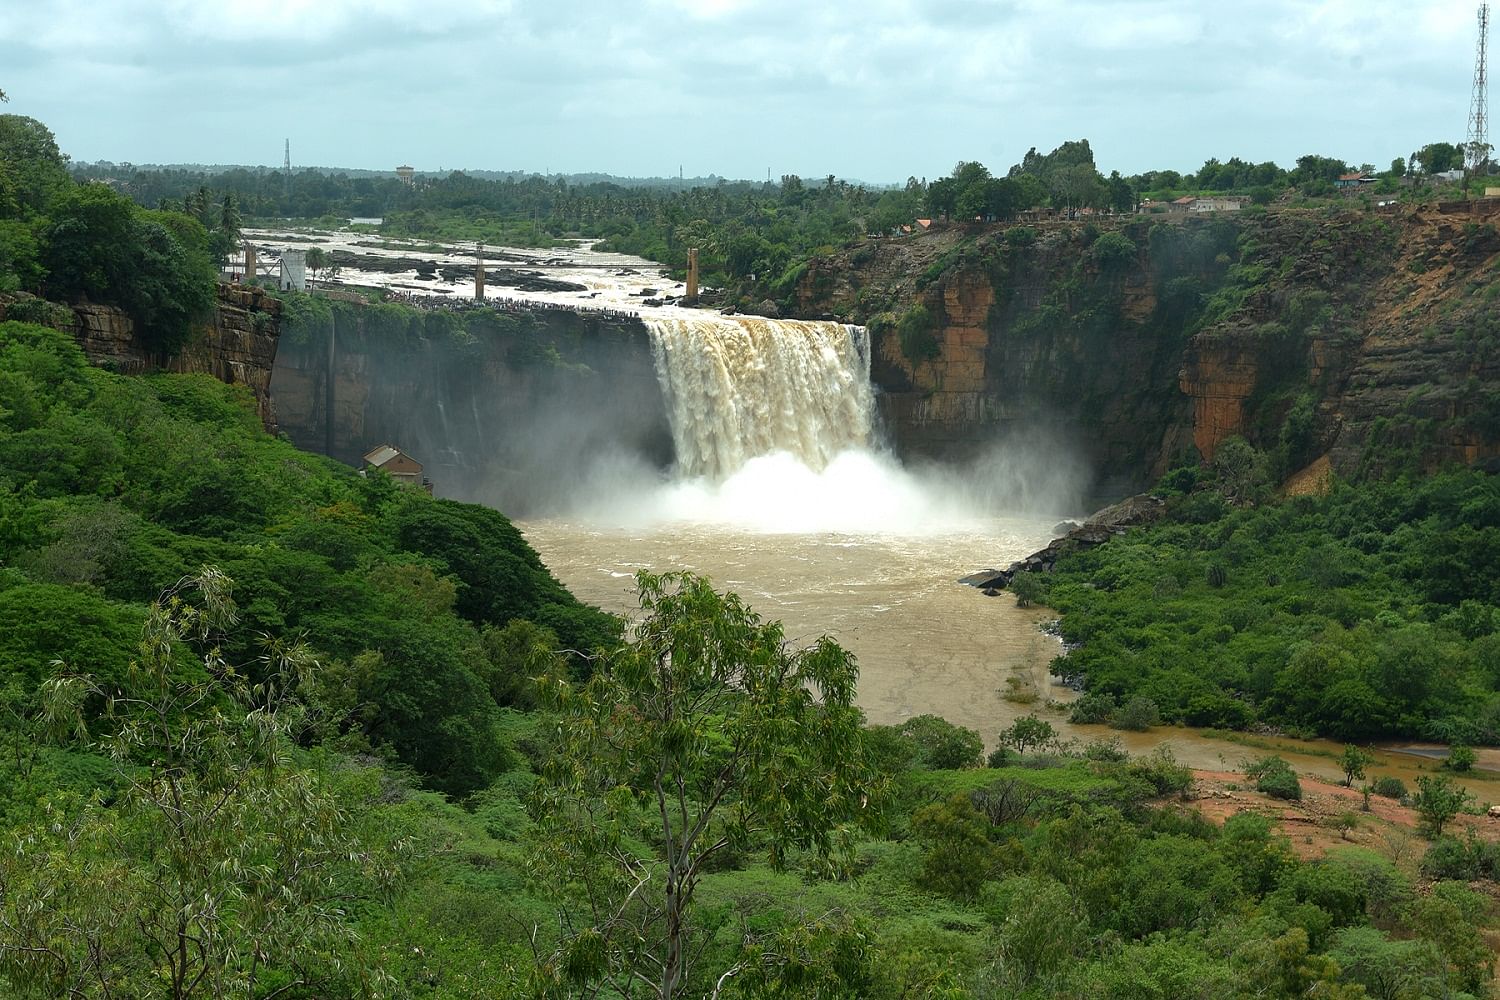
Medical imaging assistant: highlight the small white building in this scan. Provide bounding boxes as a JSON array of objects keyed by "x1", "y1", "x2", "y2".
[{"x1": 279, "y1": 249, "x2": 307, "y2": 292}]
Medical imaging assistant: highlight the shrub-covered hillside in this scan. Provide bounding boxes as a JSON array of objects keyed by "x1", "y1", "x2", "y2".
[
  {"x1": 0, "y1": 319, "x2": 618, "y2": 795},
  {"x1": 1038, "y1": 456, "x2": 1500, "y2": 744},
  {"x1": 1, "y1": 322, "x2": 1496, "y2": 998}
]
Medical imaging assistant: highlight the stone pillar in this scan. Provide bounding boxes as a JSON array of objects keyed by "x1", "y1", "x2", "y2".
[
  {"x1": 243, "y1": 242, "x2": 257, "y2": 282},
  {"x1": 685, "y1": 247, "x2": 699, "y2": 302},
  {"x1": 475, "y1": 255, "x2": 485, "y2": 300}
]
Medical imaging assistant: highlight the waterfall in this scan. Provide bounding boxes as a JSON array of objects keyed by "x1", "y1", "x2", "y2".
[{"x1": 644, "y1": 315, "x2": 874, "y2": 480}]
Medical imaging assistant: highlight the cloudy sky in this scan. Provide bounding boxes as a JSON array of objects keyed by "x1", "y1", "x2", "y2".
[{"x1": 0, "y1": 0, "x2": 1485, "y2": 182}]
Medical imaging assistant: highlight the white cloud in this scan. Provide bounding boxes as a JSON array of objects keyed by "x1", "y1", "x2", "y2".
[{"x1": 0, "y1": 0, "x2": 1485, "y2": 179}]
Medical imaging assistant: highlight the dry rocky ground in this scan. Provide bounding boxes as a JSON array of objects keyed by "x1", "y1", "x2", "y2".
[{"x1": 1187, "y1": 767, "x2": 1500, "y2": 862}]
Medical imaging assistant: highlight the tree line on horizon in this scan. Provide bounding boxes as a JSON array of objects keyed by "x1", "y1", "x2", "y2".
[{"x1": 59, "y1": 131, "x2": 1476, "y2": 303}]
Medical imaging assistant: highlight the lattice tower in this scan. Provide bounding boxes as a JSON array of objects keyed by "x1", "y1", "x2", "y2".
[{"x1": 1469, "y1": 4, "x2": 1491, "y2": 175}]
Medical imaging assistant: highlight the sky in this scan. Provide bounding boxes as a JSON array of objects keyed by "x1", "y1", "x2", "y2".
[{"x1": 0, "y1": 0, "x2": 1487, "y2": 183}]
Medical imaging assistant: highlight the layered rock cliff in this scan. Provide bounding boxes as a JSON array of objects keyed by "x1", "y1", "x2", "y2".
[
  {"x1": 795, "y1": 204, "x2": 1500, "y2": 492},
  {"x1": 0, "y1": 284, "x2": 282, "y2": 428}
]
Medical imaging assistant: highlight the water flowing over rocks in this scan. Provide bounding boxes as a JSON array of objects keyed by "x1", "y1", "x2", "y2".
[{"x1": 644, "y1": 315, "x2": 873, "y2": 480}]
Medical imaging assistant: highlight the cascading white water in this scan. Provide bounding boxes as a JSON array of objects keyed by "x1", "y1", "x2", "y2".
[{"x1": 644, "y1": 315, "x2": 874, "y2": 480}]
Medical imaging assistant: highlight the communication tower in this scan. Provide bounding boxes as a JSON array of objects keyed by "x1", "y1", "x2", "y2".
[
  {"x1": 284, "y1": 138, "x2": 292, "y2": 198},
  {"x1": 1469, "y1": 4, "x2": 1491, "y2": 176}
]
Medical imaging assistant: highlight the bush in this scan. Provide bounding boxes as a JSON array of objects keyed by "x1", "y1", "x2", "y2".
[
  {"x1": 1090, "y1": 231, "x2": 1136, "y2": 268},
  {"x1": 1111, "y1": 695, "x2": 1160, "y2": 732},
  {"x1": 1444, "y1": 744, "x2": 1476, "y2": 772},
  {"x1": 1068, "y1": 691, "x2": 1117, "y2": 725},
  {"x1": 1004, "y1": 226, "x2": 1037, "y2": 247},
  {"x1": 1421, "y1": 836, "x2": 1482, "y2": 881},
  {"x1": 1248, "y1": 756, "x2": 1302, "y2": 801},
  {"x1": 896, "y1": 303, "x2": 940, "y2": 363},
  {"x1": 1083, "y1": 737, "x2": 1129, "y2": 762},
  {"x1": 1126, "y1": 748, "x2": 1194, "y2": 796},
  {"x1": 1369, "y1": 776, "x2": 1407, "y2": 801},
  {"x1": 897, "y1": 714, "x2": 984, "y2": 770}
]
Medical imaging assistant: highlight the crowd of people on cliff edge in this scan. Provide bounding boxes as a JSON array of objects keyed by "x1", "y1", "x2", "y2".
[{"x1": 380, "y1": 289, "x2": 642, "y2": 320}]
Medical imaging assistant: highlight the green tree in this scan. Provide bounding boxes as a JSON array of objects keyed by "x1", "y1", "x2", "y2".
[
  {"x1": 1211, "y1": 437, "x2": 1265, "y2": 505},
  {"x1": 305, "y1": 245, "x2": 328, "y2": 284},
  {"x1": 1000, "y1": 714, "x2": 1055, "y2": 755},
  {"x1": 1107, "y1": 170, "x2": 1135, "y2": 214},
  {"x1": 989, "y1": 875, "x2": 1089, "y2": 992},
  {"x1": 1007, "y1": 570, "x2": 1044, "y2": 608},
  {"x1": 0, "y1": 115, "x2": 70, "y2": 219},
  {"x1": 1412, "y1": 775, "x2": 1471, "y2": 839},
  {"x1": 911, "y1": 793, "x2": 1006, "y2": 901},
  {"x1": 477, "y1": 617, "x2": 559, "y2": 710},
  {"x1": 1407, "y1": 882, "x2": 1494, "y2": 995},
  {"x1": 1339, "y1": 745, "x2": 1373, "y2": 787},
  {"x1": 895, "y1": 713, "x2": 983, "y2": 769},
  {"x1": 925, "y1": 177, "x2": 958, "y2": 220},
  {"x1": 41, "y1": 186, "x2": 216, "y2": 354},
  {"x1": 0, "y1": 570, "x2": 389, "y2": 999},
  {"x1": 1416, "y1": 142, "x2": 1464, "y2": 175},
  {"x1": 530, "y1": 571, "x2": 879, "y2": 1000}
]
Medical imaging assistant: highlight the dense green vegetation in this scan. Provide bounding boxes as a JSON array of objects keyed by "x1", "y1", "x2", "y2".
[
  {"x1": 0, "y1": 319, "x2": 616, "y2": 796},
  {"x1": 1034, "y1": 458, "x2": 1500, "y2": 746},
  {"x1": 3, "y1": 326, "x2": 1494, "y2": 996},
  {"x1": 1, "y1": 115, "x2": 223, "y2": 353}
]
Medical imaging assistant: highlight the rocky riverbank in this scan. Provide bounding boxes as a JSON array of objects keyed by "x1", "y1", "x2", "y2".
[{"x1": 961, "y1": 492, "x2": 1167, "y2": 591}]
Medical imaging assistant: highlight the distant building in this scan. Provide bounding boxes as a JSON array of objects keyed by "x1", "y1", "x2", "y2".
[
  {"x1": 1188, "y1": 195, "x2": 1248, "y2": 213},
  {"x1": 1168, "y1": 195, "x2": 1197, "y2": 213},
  {"x1": 1335, "y1": 172, "x2": 1375, "y2": 189},
  {"x1": 914, "y1": 218, "x2": 933, "y2": 230},
  {"x1": 396, "y1": 165, "x2": 415, "y2": 185},
  {"x1": 363, "y1": 444, "x2": 432, "y2": 492}
]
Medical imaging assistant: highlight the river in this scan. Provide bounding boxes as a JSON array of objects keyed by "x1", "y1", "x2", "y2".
[
  {"x1": 261, "y1": 225, "x2": 1500, "y2": 801},
  {"x1": 520, "y1": 513, "x2": 1500, "y2": 801}
]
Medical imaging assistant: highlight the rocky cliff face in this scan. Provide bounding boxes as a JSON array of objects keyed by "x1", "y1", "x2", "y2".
[
  {"x1": 0, "y1": 284, "x2": 282, "y2": 428},
  {"x1": 796, "y1": 205, "x2": 1500, "y2": 492},
  {"x1": 270, "y1": 306, "x2": 671, "y2": 514}
]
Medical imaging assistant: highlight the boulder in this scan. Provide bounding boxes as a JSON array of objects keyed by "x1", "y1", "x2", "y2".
[
  {"x1": 958, "y1": 569, "x2": 1006, "y2": 588},
  {"x1": 744, "y1": 299, "x2": 782, "y2": 319}
]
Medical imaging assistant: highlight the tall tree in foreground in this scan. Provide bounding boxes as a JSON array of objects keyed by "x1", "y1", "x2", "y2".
[
  {"x1": 530, "y1": 571, "x2": 880, "y2": 1000},
  {"x1": 0, "y1": 570, "x2": 391, "y2": 999}
]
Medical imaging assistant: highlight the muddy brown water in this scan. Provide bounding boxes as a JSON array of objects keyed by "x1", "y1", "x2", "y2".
[{"x1": 520, "y1": 516, "x2": 1500, "y2": 803}]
